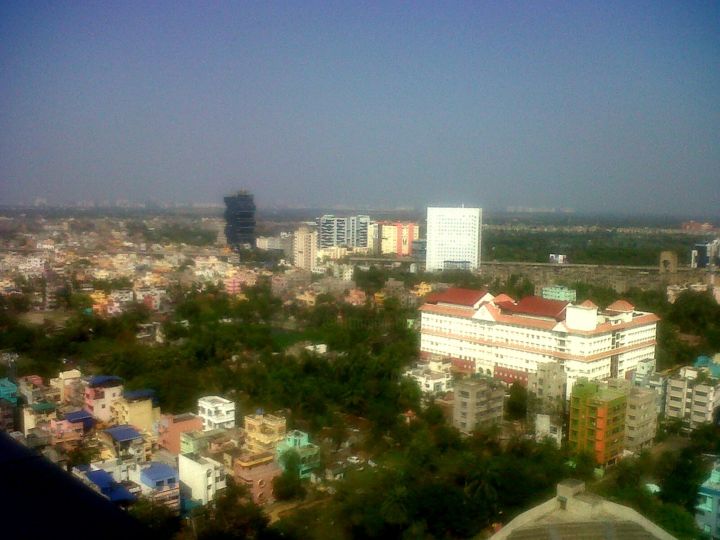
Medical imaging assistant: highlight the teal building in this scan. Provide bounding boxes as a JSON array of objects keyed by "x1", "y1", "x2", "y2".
[{"x1": 276, "y1": 430, "x2": 320, "y2": 479}]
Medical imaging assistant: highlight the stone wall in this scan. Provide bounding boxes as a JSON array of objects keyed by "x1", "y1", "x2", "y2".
[{"x1": 480, "y1": 261, "x2": 709, "y2": 293}]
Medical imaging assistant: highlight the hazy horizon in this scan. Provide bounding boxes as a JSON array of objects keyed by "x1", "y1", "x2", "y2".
[{"x1": 1, "y1": 2, "x2": 718, "y2": 215}]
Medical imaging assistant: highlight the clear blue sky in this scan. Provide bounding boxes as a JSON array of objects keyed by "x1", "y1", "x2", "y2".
[{"x1": 1, "y1": 1, "x2": 718, "y2": 215}]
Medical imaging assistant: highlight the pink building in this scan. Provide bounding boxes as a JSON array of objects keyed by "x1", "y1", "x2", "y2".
[
  {"x1": 158, "y1": 413, "x2": 204, "y2": 455},
  {"x1": 233, "y1": 452, "x2": 281, "y2": 505},
  {"x1": 49, "y1": 417, "x2": 84, "y2": 446},
  {"x1": 84, "y1": 375, "x2": 124, "y2": 424}
]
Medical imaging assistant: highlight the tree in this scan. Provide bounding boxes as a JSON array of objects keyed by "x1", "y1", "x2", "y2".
[
  {"x1": 273, "y1": 449, "x2": 306, "y2": 501},
  {"x1": 506, "y1": 382, "x2": 528, "y2": 421},
  {"x1": 129, "y1": 498, "x2": 182, "y2": 538}
]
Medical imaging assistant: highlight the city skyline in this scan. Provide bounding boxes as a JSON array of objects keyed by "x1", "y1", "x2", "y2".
[{"x1": 1, "y1": 2, "x2": 719, "y2": 215}]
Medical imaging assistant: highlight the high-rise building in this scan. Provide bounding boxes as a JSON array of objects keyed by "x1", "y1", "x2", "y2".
[
  {"x1": 425, "y1": 207, "x2": 482, "y2": 271},
  {"x1": 569, "y1": 380, "x2": 626, "y2": 466},
  {"x1": 293, "y1": 225, "x2": 318, "y2": 271},
  {"x1": 379, "y1": 221, "x2": 420, "y2": 256},
  {"x1": 317, "y1": 215, "x2": 370, "y2": 249},
  {"x1": 224, "y1": 191, "x2": 256, "y2": 250}
]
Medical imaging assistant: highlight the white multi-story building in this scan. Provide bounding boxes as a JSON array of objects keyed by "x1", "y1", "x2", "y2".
[
  {"x1": 425, "y1": 207, "x2": 482, "y2": 271},
  {"x1": 404, "y1": 356, "x2": 453, "y2": 395},
  {"x1": 178, "y1": 452, "x2": 227, "y2": 505},
  {"x1": 197, "y1": 396, "x2": 235, "y2": 431},
  {"x1": 665, "y1": 367, "x2": 720, "y2": 429},
  {"x1": 420, "y1": 288, "x2": 659, "y2": 397},
  {"x1": 317, "y1": 215, "x2": 370, "y2": 249}
]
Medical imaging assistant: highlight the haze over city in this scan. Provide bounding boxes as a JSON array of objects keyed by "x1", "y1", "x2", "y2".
[{"x1": 1, "y1": 2, "x2": 718, "y2": 215}]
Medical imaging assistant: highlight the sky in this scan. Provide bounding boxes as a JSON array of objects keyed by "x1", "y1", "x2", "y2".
[{"x1": 0, "y1": 1, "x2": 718, "y2": 215}]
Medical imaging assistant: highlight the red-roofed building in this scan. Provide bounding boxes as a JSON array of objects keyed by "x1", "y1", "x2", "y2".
[
  {"x1": 497, "y1": 296, "x2": 569, "y2": 321},
  {"x1": 420, "y1": 289, "x2": 659, "y2": 397},
  {"x1": 425, "y1": 287, "x2": 493, "y2": 309},
  {"x1": 606, "y1": 300, "x2": 635, "y2": 313}
]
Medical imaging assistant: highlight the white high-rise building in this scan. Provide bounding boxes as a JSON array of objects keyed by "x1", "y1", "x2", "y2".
[{"x1": 425, "y1": 207, "x2": 482, "y2": 271}]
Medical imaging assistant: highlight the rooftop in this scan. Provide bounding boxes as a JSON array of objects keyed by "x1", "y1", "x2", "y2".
[
  {"x1": 87, "y1": 375, "x2": 123, "y2": 388},
  {"x1": 497, "y1": 296, "x2": 569, "y2": 320},
  {"x1": 123, "y1": 389, "x2": 156, "y2": 402},
  {"x1": 424, "y1": 287, "x2": 489, "y2": 307},
  {"x1": 140, "y1": 462, "x2": 177, "y2": 484},
  {"x1": 105, "y1": 425, "x2": 142, "y2": 443}
]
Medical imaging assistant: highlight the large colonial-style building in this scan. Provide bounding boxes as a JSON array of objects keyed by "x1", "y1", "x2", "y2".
[{"x1": 419, "y1": 288, "x2": 659, "y2": 397}]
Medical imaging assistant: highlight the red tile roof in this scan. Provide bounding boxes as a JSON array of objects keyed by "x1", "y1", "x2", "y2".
[
  {"x1": 493, "y1": 293, "x2": 515, "y2": 304},
  {"x1": 606, "y1": 299, "x2": 635, "y2": 313},
  {"x1": 497, "y1": 296, "x2": 569, "y2": 320},
  {"x1": 424, "y1": 287, "x2": 488, "y2": 307},
  {"x1": 580, "y1": 300, "x2": 598, "y2": 308}
]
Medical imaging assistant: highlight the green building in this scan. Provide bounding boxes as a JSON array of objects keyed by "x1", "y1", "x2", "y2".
[
  {"x1": 541, "y1": 285, "x2": 577, "y2": 302},
  {"x1": 276, "y1": 430, "x2": 320, "y2": 479},
  {"x1": 569, "y1": 380, "x2": 626, "y2": 467}
]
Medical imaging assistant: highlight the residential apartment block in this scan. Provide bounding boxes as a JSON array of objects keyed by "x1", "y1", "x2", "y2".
[
  {"x1": 233, "y1": 451, "x2": 282, "y2": 505},
  {"x1": 198, "y1": 396, "x2": 235, "y2": 431},
  {"x1": 697, "y1": 463, "x2": 720, "y2": 539},
  {"x1": 420, "y1": 288, "x2": 659, "y2": 397},
  {"x1": 452, "y1": 378, "x2": 504, "y2": 434},
  {"x1": 425, "y1": 207, "x2": 482, "y2": 271},
  {"x1": 245, "y1": 412, "x2": 286, "y2": 454},
  {"x1": 665, "y1": 367, "x2": 720, "y2": 429},
  {"x1": 178, "y1": 452, "x2": 227, "y2": 505},
  {"x1": 378, "y1": 221, "x2": 420, "y2": 256},
  {"x1": 569, "y1": 380, "x2": 626, "y2": 466},
  {"x1": 317, "y1": 215, "x2": 370, "y2": 249},
  {"x1": 292, "y1": 225, "x2": 318, "y2": 271},
  {"x1": 158, "y1": 413, "x2": 204, "y2": 455}
]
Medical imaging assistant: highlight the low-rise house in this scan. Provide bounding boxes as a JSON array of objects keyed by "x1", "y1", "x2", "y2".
[
  {"x1": 112, "y1": 389, "x2": 160, "y2": 434},
  {"x1": 178, "y1": 452, "x2": 227, "y2": 505},
  {"x1": 49, "y1": 369, "x2": 83, "y2": 405},
  {"x1": 180, "y1": 428, "x2": 228, "y2": 455},
  {"x1": 158, "y1": 413, "x2": 204, "y2": 455},
  {"x1": 404, "y1": 359, "x2": 453, "y2": 395},
  {"x1": 696, "y1": 462, "x2": 720, "y2": 539},
  {"x1": 276, "y1": 430, "x2": 320, "y2": 479},
  {"x1": 0, "y1": 377, "x2": 18, "y2": 405},
  {"x1": 233, "y1": 451, "x2": 282, "y2": 505},
  {"x1": 21, "y1": 401, "x2": 56, "y2": 435},
  {"x1": 198, "y1": 395, "x2": 235, "y2": 431},
  {"x1": 84, "y1": 375, "x2": 124, "y2": 424},
  {"x1": 133, "y1": 462, "x2": 180, "y2": 512},
  {"x1": 73, "y1": 467, "x2": 137, "y2": 508},
  {"x1": 100, "y1": 425, "x2": 150, "y2": 462},
  {"x1": 245, "y1": 413, "x2": 286, "y2": 454}
]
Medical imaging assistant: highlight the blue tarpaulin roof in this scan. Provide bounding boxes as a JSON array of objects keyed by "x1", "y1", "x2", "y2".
[
  {"x1": 123, "y1": 389, "x2": 156, "y2": 402},
  {"x1": 64, "y1": 409, "x2": 93, "y2": 422},
  {"x1": 85, "y1": 470, "x2": 136, "y2": 503},
  {"x1": 105, "y1": 425, "x2": 141, "y2": 442},
  {"x1": 140, "y1": 462, "x2": 177, "y2": 485},
  {"x1": 87, "y1": 375, "x2": 123, "y2": 388}
]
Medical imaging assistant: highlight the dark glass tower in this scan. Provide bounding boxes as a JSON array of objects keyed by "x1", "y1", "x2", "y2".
[{"x1": 224, "y1": 190, "x2": 256, "y2": 250}]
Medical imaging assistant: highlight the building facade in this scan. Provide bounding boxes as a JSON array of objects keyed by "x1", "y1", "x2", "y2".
[
  {"x1": 317, "y1": 215, "x2": 370, "y2": 249},
  {"x1": 198, "y1": 396, "x2": 235, "y2": 431},
  {"x1": 697, "y1": 463, "x2": 720, "y2": 539},
  {"x1": 224, "y1": 190, "x2": 256, "y2": 249},
  {"x1": 158, "y1": 413, "x2": 204, "y2": 455},
  {"x1": 452, "y1": 378, "x2": 504, "y2": 434},
  {"x1": 276, "y1": 430, "x2": 320, "y2": 479},
  {"x1": 665, "y1": 367, "x2": 720, "y2": 429},
  {"x1": 379, "y1": 221, "x2": 420, "y2": 256},
  {"x1": 293, "y1": 225, "x2": 318, "y2": 271},
  {"x1": 178, "y1": 453, "x2": 227, "y2": 505},
  {"x1": 420, "y1": 289, "x2": 659, "y2": 397},
  {"x1": 541, "y1": 285, "x2": 577, "y2": 302},
  {"x1": 233, "y1": 451, "x2": 282, "y2": 505},
  {"x1": 569, "y1": 380, "x2": 626, "y2": 466},
  {"x1": 425, "y1": 207, "x2": 482, "y2": 271},
  {"x1": 244, "y1": 413, "x2": 286, "y2": 454}
]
